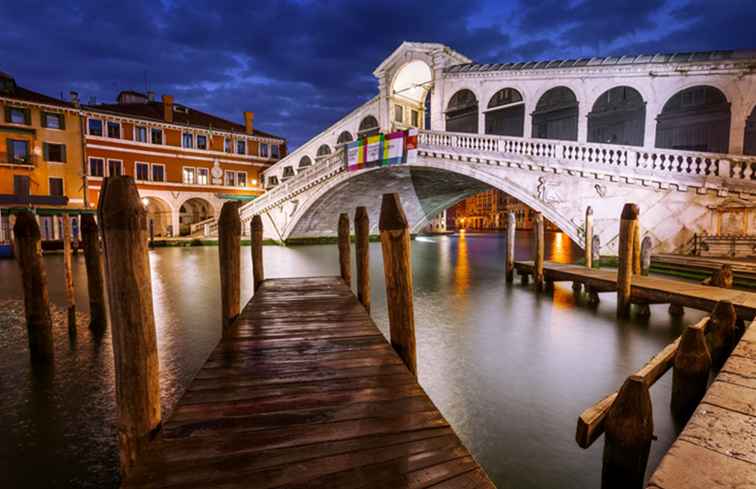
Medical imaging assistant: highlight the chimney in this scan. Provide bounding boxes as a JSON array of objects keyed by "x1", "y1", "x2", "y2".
[
  {"x1": 69, "y1": 91, "x2": 80, "y2": 108},
  {"x1": 163, "y1": 95, "x2": 174, "y2": 123},
  {"x1": 244, "y1": 111, "x2": 254, "y2": 134}
]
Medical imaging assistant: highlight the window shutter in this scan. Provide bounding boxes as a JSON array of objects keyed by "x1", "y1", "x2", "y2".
[
  {"x1": 41, "y1": 112, "x2": 48, "y2": 128},
  {"x1": 4, "y1": 107, "x2": 9, "y2": 123},
  {"x1": 61, "y1": 144, "x2": 67, "y2": 162},
  {"x1": 59, "y1": 114, "x2": 66, "y2": 130},
  {"x1": 43, "y1": 142, "x2": 49, "y2": 160},
  {"x1": 24, "y1": 108, "x2": 31, "y2": 125}
]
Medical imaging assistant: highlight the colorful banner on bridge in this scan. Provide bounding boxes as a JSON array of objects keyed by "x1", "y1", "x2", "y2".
[{"x1": 345, "y1": 128, "x2": 417, "y2": 171}]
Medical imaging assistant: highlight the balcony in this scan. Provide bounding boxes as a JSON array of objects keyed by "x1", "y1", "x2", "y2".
[{"x1": 0, "y1": 152, "x2": 38, "y2": 168}]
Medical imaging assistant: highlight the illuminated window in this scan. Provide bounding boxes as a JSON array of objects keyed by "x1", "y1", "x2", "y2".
[
  {"x1": 197, "y1": 167, "x2": 209, "y2": 185},
  {"x1": 183, "y1": 167, "x2": 196, "y2": 184}
]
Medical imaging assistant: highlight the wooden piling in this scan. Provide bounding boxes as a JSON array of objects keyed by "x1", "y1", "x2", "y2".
[
  {"x1": 250, "y1": 214, "x2": 264, "y2": 292},
  {"x1": 617, "y1": 203, "x2": 638, "y2": 318},
  {"x1": 97, "y1": 176, "x2": 161, "y2": 474},
  {"x1": 707, "y1": 300, "x2": 737, "y2": 370},
  {"x1": 601, "y1": 375, "x2": 653, "y2": 489},
  {"x1": 534, "y1": 212, "x2": 545, "y2": 291},
  {"x1": 506, "y1": 211, "x2": 515, "y2": 282},
  {"x1": 337, "y1": 212, "x2": 351, "y2": 287},
  {"x1": 632, "y1": 222, "x2": 641, "y2": 276},
  {"x1": 62, "y1": 214, "x2": 76, "y2": 333},
  {"x1": 81, "y1": 215, "x2": 108, "y2": 331},
  {"x1": 640, "y1": 237, "x2": 652, "y2": 276},
  {"x1": 13, "y1": 210, "x2": 54, "y2": 361},
  {"x1": 671, "y1": 323, "x2": 711, "y2": 420},
  {"x1": 379, "y1": 193, "x2": 416, "y2": 375},
  {"x1": 669, "y1": 303, "x2": 684, "y2": 317},
  {"x1": 585, "y1": 206, "x2": 593, "y2": 269},
  {"x1": 354, "y1": 206, "x2": 370, "y2": 313},
  {"x1": 218, "y1": 201, "x2": 241, "y2": 332}
]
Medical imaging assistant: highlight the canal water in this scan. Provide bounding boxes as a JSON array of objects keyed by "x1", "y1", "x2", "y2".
[{"x1": 0, "y1": 231, "x2": 700, "y2": 488}]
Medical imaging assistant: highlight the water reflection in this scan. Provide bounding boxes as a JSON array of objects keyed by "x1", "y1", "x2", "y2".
[{"x1": 454, "y1": 231, "x2": 470, "y2": 295}]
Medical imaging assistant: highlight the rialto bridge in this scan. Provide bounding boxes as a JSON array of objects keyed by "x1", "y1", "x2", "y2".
[{"x1": 203, "y1": 42, "x2": 756, "y2": 255}]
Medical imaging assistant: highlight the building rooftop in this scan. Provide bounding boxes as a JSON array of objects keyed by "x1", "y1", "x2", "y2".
[
  {"x1": 444, "y1": 49, "x2": 756, "y2": 74},
  {"x1": 0, "y1": 73, "x2": 74, "y2": 109}
]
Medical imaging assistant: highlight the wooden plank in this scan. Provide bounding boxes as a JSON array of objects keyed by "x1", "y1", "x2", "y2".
[{"x1": 124, "y1": 276, "x2": 495, "y2": 488}]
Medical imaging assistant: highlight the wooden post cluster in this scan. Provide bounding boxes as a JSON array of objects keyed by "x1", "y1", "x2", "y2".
[
  {"x1": 584, "y1": 206, "x2": 593, "y2": 269},
  {"x1": 617, "y1": 203, "x2": 638, "y2": 318},
  {"x1": 533, "y1": 212, "x2": 545, "y2": 291},
  {"x1": 218, "y1": 201, "x2": 241, "y2": 332},
  {"x1": 250, "y1": 214, "x2": 264, "y2": 292},
  {"x1": 506, "y1": 211, "x2": 515, "y2": 283},
  {"x1": 81, "y1": 215, "x2": 108, "y2": 331},
  {"x1": 62, "y1": 214, "x2": 76, "y2": 333},
  {"x1": 379, "y1": 193, "x2": 417, "y2": 375},
  {"x1": 671, "y1": 319, "x2": 711, "y2": 420},
  {"x1": 338, "y1": 212, "x2": 352, "y2": 287},
  {"x1": 601, "y1": 375, "x2": 653, "y2": 489},
  {"x1": 707, "y1": 300, "x2": 737, "y2": 370},
  {"x1": 13, "y1": 210, "x2": 54, "y2": 361},
  {"x1": 354, "y1": 206, "x2": 370, "y2": 313},
  {"x1": 98, "y1": 176, "x2": 161, "y2": 474}
]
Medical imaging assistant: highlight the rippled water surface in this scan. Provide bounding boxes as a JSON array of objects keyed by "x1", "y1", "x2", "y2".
[{"x1": 0, "y1": 231, "x2": 700, "y2": 488}]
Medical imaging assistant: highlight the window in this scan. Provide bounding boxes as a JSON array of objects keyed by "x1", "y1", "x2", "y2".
[
  {"x1": 151, "y1": 128, "x2": 163, "y2": 145},
  {"x1": 411, "y1": 109, "x2": 419, "y2": 127},
  {"x1": 237, "y1": 171, "x2": 247, "y2": 187},
  {"x1": 183, "y1": 167, "x2": 196, "y2": 184},
  {"x1": 14, "y1": 175, "x2": 30, "y2": 196},
  {"x1": 151, "y1": 164, "x2": 165, "y2": 182},
  {"x1": 88, "y1": 118, "x2": 103, "y2": 136},
  {"x1": 237, "y1": 139, "x2": 246, "y2": 155},
  {"x1": 224, "y1": 138, "x2": 232, "y2": 153},
  {"x1": 135, "y1": 162, "x2": 150, "y2": 181},
  {"x1": 259, "y1": 143, "x2": 269, "y2": 158},
  {"x1": 108, "y1": 159, "x2": 122, "y2": 176},
  {"x1": 107, "y1": 121, "x2": 121, "y2": 139},
  {"x1": 43, "y1": 143, "x2": 66, "y2": 162},
  {"x1": 394, "y1": 104, "x2": 403, "y2": 123},
  {"x1": 7, "y1": 107, "x2": 30, "y2": 125},
  {"x1": 135, "y1": 126, "x2": 147, "y2": 142},
  {"x1": 89, "y1": 157, "x2": 104, "y2": 176},
  {"x1": 42, "y1": 112, "x2": 65, "y2": 129},
  {"x1": 49, "y1": 177, "x2": 64, "y2": 196},
  {"x1": 182, "y1": 133, "x2": 194, "y2": 148},
  {"x1": 224, "y1": 170, "x2": 236, "y2": 186},
  {"x1": 196, "y1": 134, "x2": 207, "y2": 150},
  {"x1": 7, "y1": 139, "x2": 30, "y2": 164},
  {"x1": 197, "y1": 167, "x2": 209, "y2": 185},
  {"x1": 271, "y1": 144, "x2": 280, "y2": 158}
]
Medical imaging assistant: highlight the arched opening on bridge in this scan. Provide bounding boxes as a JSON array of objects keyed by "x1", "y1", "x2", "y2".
[
  {"x1": 532, "y1": 87, "x2": 578, "y2": 141},
  {"x1": 358, "y1": 115, "x2": 379, "y2": 138},
  {"x1": 587, "y1": 86, "x2": 646, "y2": 146},
  {"x1": 179, "y1": 197, "x2": 213, "y2": 236},
  {"x1": 656, "y1": 85, "x2": 731, "y2": 153},
  {"x1": 337, "y1": 131, "x2": 353, "y2": 145},
  {"x1": 446, "y1": 89, "x2": 478, "y2": 134},
  {"x1": 142, "y1": 196, "x2": 173, "y2": 237},
  {"x1": 485, "y1": 88, "x2": 524, "y2": 137},
  {"x1": 316, "y1": 144, "x2": 332, "y2": 159},
  {"x1": 744, "y1": 106, "x2": 756, "y2": 156},
  {"x1": 391, "y1": 60, "x2": 432, "y2": 130},
  {"x1": 298, "y1": 155, "x2": 312, "y2": 168}
]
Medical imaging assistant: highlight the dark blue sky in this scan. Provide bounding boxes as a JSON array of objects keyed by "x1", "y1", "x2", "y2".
[{"x1": 2, "y1": 0, "x2": 754, "y2": 148}]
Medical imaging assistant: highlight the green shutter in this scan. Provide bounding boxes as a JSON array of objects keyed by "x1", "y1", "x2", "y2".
[
  {"x1": 41, "y1": 112, "x2": 48, "y2": 128},
  {"x1": 24, "y1": 108, "x2": 30, "y2": 125},
  {"x1": 59, "y1": 113, "x2": 66, "y2": 130},
  {"x1": 43, "y1": 142, "x2": 49, "y2": 160},
  {"x1": 61, "y1": 144, "x2": 67, "y2": 162}
]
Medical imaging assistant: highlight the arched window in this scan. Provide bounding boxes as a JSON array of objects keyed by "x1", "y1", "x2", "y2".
[
  {"x1": 532, "y1": 87, "x2": 578, "y2": 141},
  {"x1": 745, "y1": 106, "x2": 756, "y2": 156},
  {"x1": 298, "y1": 155, "x2": 312, "y2": 168},
  {"x1": 446, "y1": 89, "x2": 479, "y2": 134},
  {"x1": 358, "y1": 115, "x2": 379, "y2": 138},
  {"x1": 485, "y1": 88, "x2": 524, "y2": 137},
  {"x1": 282, "y1": 166, "x2": 295, "y2": 179},
  {"x1": 588, "y1": 86, "x2": 646, "y2": 146},
  {"x1": 337, "y1": 131, "x2": 353, "y2": 144},
  {"x1": 656, "y1": 86, "x2": 731, "y2": 153},
  {"x1": 316, "y1": 144, "x2": 331, "y2": 157}
]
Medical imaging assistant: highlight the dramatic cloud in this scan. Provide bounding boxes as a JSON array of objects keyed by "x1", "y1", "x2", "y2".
[{"x1": 0, "y1": 0, "x2": 753, "y2": 147}]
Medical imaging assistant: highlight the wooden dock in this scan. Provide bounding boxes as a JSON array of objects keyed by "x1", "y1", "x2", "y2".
[
  {"x1": 124, "y1": 276, "x2": 495, "y2": 489},
  {"x1": 514, "y1": 260, "x2": 756, "y2": 320}
]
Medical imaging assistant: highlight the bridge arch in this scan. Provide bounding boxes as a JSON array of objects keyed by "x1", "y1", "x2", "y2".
[
  {"x1": 656, "y1": 85, "x2": 732, "y2": 153},
  {"x1": 141, "y1": 196, "x2": 174, "y2": 237},
  {"x1": 532, "y1": 86, "x2": 579, "y2": 141},
  {"x1": 298, "y1": 155, "x2": 312, "y2": 168},
  {"x1": 587, "y1": 86, "x2": 646, "y2": 146},
  {"x1": 178, "y1": 197, "x2": 214, "y2": 236},
  {"x1": 316, "y1": 144, "x2": 332, "y2": 158},
  {"x1": 336, "y1": 131, "x2": 353, "y2": 145},
  {"x1": 484, "y1": 87, "x2": 525, "y2": 137},
  {"x1": 445, "y1": 88, "x2": 480, "y2": 134},
  {"x1": 745, "y1": 106, "x2": 756, "y2": 156},
  {"x1": 358, "y1": 115, "x2": 379, "y2": 138}
]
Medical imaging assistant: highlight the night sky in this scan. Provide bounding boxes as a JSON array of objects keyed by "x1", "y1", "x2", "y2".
[{"x1": 2, "y1": 0, "x2": 755, "y2": 148}]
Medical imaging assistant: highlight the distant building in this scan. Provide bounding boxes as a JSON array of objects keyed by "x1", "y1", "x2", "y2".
[{"x1": 448, "y1": 189, "x2": 558, "y2": 231}]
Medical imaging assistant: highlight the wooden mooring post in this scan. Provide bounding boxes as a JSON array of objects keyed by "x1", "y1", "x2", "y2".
[
  {"x1": 98, "y1": 176, "x2": 161, "y2": 474},
  {"x1": 671, "y1": 320, "x2": 711, "y2": 420},
  {"x1": 338, "y1": 212, "x2": 351, "y2": 287},
  {"x1": 218, "y1": 201, "x2": 241, "y2": 332},
  {"x1": 62, "y1": 214, "x2": 76, "y2": 333},
  {"x1": 708, "y1": 300, "x2": 737, "y2": 370},
  {"x1": 534, "y1": 212, "x2": 545, "y2": 291},
  {"x1": 250, "y1": 214, "x2": 264, "y2": 292},
  {"x1": 81, "y1": 215, "x2": 108, "y2": 331},
  {"x1": 354, "y1": 206, "x2": 370, "y2": 313},
  {"x1": 379, "y1": 193, "x2": 417, "y2": 375},
  {"x1": 13, "y1": 210, "x2": 54, "y2": 361},
  {"x1": 506, "y1": 211, "x2": 515, "y2": 283},
  {"x1": 584, "y1": 206, "x2": 593, "y2": 269},
  {"x1": 617, "y1": 203, "x2": 638, "y2": 318}
]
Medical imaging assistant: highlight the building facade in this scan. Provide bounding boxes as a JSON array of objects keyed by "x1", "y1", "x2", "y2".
[
  {"x1": 448, "y1": 189, "x2": 559, "y2": 232},
  {"x1": 82, "y1": 92, "x2": 286, "y2": 237}
]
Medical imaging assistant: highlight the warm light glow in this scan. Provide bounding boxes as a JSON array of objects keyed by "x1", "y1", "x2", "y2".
[
  {"x1": 252, "y1": 179, "x2": 258, "y2": 185},
  {"x1": 454, "y1": 230, "x2": 470, "y2": 295},
  {"x1": 141, "y1": 197, "x2": 149, "y2": 208}
]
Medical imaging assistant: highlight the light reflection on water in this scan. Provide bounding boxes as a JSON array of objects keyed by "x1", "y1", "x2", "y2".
[{"x1": 0, "y1": 231, "x2": 698, "y2": 488}]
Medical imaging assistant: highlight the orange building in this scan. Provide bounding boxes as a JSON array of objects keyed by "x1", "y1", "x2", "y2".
[{"x1": 82, "y1": 91, "x2": 286, "y2": 237}]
